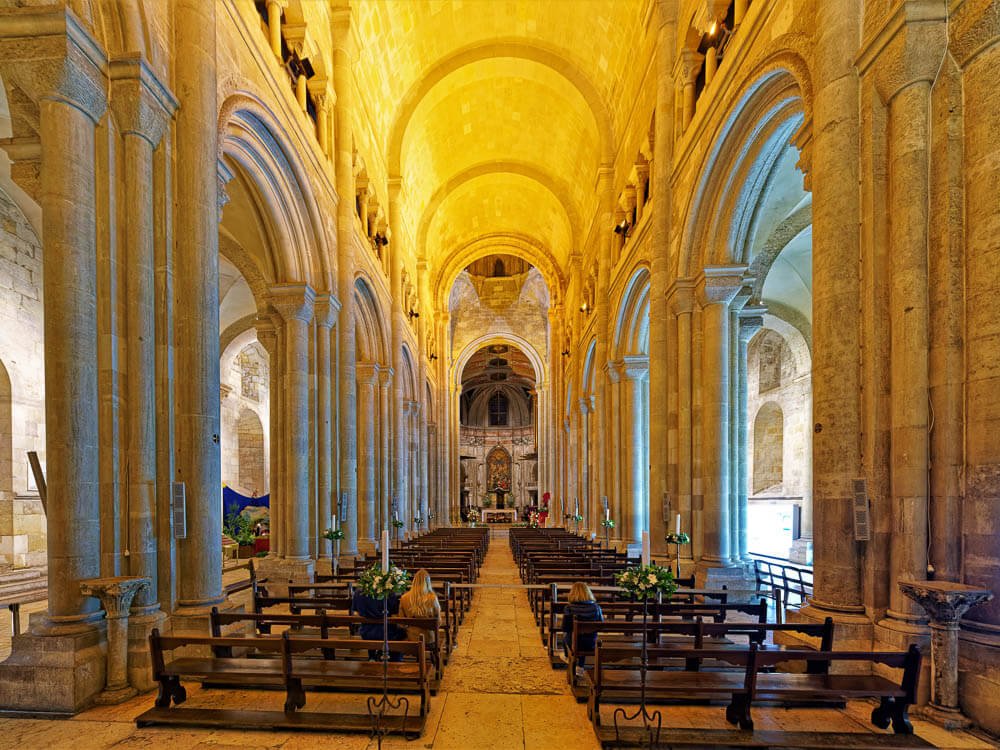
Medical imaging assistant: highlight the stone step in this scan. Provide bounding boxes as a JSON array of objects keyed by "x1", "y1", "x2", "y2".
[{"x1": 0, "y1": 567, "x2": 47, "y2": 601}]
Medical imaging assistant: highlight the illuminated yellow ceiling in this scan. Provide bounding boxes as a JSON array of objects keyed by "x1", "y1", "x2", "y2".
[{"x1": 349, "y1": 0, "x2": 651, "y2": 283}]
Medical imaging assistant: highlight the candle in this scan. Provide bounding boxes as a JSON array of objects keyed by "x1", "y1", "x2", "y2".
[
  {"x1": 381, "y1": 530, "x2": 389, "y2": 570},
  {"x1": 676, "y1": 513, "x2": 681, "y2": 535},
  {"x1": 641, "y1": 531, "x2": 650, "y2": 566},
  {"x1": 332, "y1": 514, "x2": 337, "y2": 531},
  {"x1": 605, "y1": 508, "x2": 610, "y2": 522},
  {"x1": 575, "y1": 498, "x2": 579, "y2": 515}
]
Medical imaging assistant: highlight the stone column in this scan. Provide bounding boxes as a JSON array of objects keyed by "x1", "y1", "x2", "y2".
[
  {"x1": 604, "y1": 364, "x2": 622, "y2": 540},
  {"x1": 593, "y1": 167, "x2": 615, "y2": 529},
  {"x1": 736, "y1": 310, "x2": 764, "y2": 562},
  {"x1": 379, "y1": 368, "x2": 393, "y2": 533},
  {"x1": 862, "y1": 2, "x2": 948, "y2": 623},
  {"x1": 266, "y1": 0, "x2": 286, "y2": 59},
  {"x1": 899, "y1": 581, "x2": 994, "y2": 727},
  {"x1": 79, "y1": 576, "x2": 149, "y2": 704},
  {"x1": 256, "y1": 317, "x2": 285, "y2": 558},
  {"x1": 357, "y1": 364, "x2": 378, "y2": 552},
  {"x1": 669, "y1": 280, "x2": 697, "y2": 564},
  {"x1": 108, "y1": 58, "x2": 176, "y2": 615},
  {"x1": 579, "y1": 398, "x2": 591, "y2": 526},
  {"x1": 332, "y1": 5, "x2": 358, "y2": 557},
  {"x1": 622, "y1": 359, "x2": 649, "y2": 546},
  {"x1": 676, "y1": 49, "x2": 704, "y2": 133},
  {"x1": 270, "y1": 284, "x2": 316, "y2": 575},
  {"x1": 314, "y1": 294, "x2": 338, "y2": 558},
  {"x1": 173, "y1": 0, "x2": 223, "y2": 612},
  {"x1": 695, "y1": 268, "x2": 745, "y2": 576},
  {"x1": 800, "y1": 0, "x2": 867, "y2": 622}
]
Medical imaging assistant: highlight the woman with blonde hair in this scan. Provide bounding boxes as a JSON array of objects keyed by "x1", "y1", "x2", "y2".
[
  {"x1": 399, "y1": 568, "x2": 441, "y2": 643},
  {"x1": 561, "y1": 581, "x2": 604, "y2": 668}
]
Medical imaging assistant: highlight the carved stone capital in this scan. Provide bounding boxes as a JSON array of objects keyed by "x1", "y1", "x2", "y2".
[
  {"x1": 313, "y1": 292, "x2": 341, "y2": 330},
  {"x1": 857, "y1": 0, "x2": 949, "y2": 103},
  {"x1": 675, "y1": 48, "x2": 705, "y2": 84},
  {"x1": 356, "y1": 362, "x2": 379, "y2": 385},
  {"x1": 0, "y1": 137, "x2": 41, "y2": 199},
  {"x1": 695, "y1": 266, "x2": 748, "y2": 307},
  {"x1": 79, "y1": 576, "x2": 151, "y2": 620},
  {"x1": 108, "y1": 54, "x2": 178, "y2": 147},
  {"x1": 667, "y1": 278, "x2": 698, "y2": 315},
  {"x1": 899, "y1": 580, "x2": 994, "y2": 626},
  {"x1": 0, "y1": 7, "x2": 108, "y2": 123},
  {"x1": 270, "y1": 283, "x2": 316, "y2": 324},
  {"x1": 790, "y1": 117, "x2": 813, "y2": 192},
  {"x1": 255, "y1": 315, "x2": 279, "y2": 356},
  {"x1": 621, "y1": 355, "x2": 649, "y2": 382},
  {"x1": 379, "y1": 367, "x2": 394, "y2": 387},
  {"x1": 578, "y1": 398, "x2": 591, "y2": 415},
  {"x1": 738, "y1": 305, "x2": 767, "y2": 344}
]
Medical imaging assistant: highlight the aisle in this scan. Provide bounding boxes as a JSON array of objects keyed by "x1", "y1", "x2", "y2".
[{"x1": 420, "y1": 530, "x2": 601, "y2": 749}]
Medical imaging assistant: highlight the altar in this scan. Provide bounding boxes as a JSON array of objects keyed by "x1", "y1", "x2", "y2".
[{"x1": 482, "y1": 508, "x2": 518, "y2": 524}]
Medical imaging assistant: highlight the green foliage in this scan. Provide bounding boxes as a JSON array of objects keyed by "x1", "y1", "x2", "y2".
[
  {"x1": 601, "y1": 518, "x2": 616, "y2": 529},
  {"x1": 665, "y1": 532, "x2": 691, "y2": 545},
  {"x1": 615, "y1": 564, "x2": 677, "y2": 601},
  {"x1": 391, "y1": 519, "x2": 405, "y2": 529},
  {"x1": 323, "y1": 526, "x2": 345, "y2": 541},
  {"x1": 223, "y1": 503, "x2": 255, "y2": 546}
]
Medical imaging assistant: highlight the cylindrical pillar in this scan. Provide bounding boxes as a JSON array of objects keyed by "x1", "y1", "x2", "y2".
[
  {"x1": 38, "y1": 87, "x2": 106, "y2": 627},
  {"x1": 357, "y1": 365, "x2": 378, "y2": 548},
  {"x1": 174, "y1": 0, "x2": 223, "y2": 609},
  {"x1": 623, "y1": 362, "x2": 648, "y2": 546},
  {"x1": 696, "y1": 271, "x2": 744, "y2": 567},
  {"x1": 270, "y1": 284, "x2": 315, "y2": 561},
  {"x1": 266, "y1": 0, "x2": 283, "y2": 59},
  {"x1": 314, "y1": 295, "x2": 337, "y2": 556}
]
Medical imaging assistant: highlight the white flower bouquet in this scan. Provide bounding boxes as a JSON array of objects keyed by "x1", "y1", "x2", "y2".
[
  {"x1": 357, "y1": 563, "x2": 411, "y2": 600},
  {"x1": 615, "y1": 563, "x2": 677, "y2": 601}
]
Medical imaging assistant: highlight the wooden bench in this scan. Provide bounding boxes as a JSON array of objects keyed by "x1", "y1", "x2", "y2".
[
  {"x1": 588, "y1": 642, "x2": 925, "y2": 748},
  {"x1": 137, "y1": 629, "x2": 429, "y2": 737},
  {"x1": 0, "y1": 587, "x2": 47, "y2": 636},
  {"x1": 210, "y1": 607, "x2": 445, "y2": 685},
  {"x1": 222, "y1": 558, "x2": 257, "y2": 597}
]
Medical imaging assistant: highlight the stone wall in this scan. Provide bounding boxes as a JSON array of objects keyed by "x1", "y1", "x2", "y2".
[
  {"x1": 221, "y1": 338, "x2": 270, "y2": 497},
  {"x1": 0, "y1": 186, "x2": 44, "y2": 568}
]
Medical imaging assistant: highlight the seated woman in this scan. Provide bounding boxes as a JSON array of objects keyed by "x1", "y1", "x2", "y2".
[
  {"x1": 399, "y1": 568, "x2": 441, "y2": 644},
  {"x1": 561, "y1": 582, "x2": 604, "y2": 667},
  {"x1": 352, "y1": 587, "x2": 407, "y2": 661}
]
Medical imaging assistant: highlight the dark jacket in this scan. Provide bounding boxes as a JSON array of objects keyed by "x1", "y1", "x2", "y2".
[
  {"x1": 561, "y1": 600, "x2": 604, "y2": 651},
  {"x1": 352, "y1": 591, "x2": 406, "y2": 642}
]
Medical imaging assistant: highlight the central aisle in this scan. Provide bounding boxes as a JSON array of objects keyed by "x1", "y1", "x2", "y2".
[{"x1": 421, "y1": 529, "x2": 601, "y2": 749}]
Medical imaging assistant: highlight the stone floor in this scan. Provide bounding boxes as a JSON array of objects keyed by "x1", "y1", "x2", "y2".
[{"x1": 0, "y1": 531, "x2": 996, "y2": 749}]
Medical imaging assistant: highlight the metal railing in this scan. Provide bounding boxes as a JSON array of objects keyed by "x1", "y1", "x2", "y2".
[{"x1": 749, "y1": 553, "x2": 813, "y2": 623}]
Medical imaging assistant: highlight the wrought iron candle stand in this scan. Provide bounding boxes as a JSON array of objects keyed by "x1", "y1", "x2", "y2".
[
  {"x1": 367, "y1": 569, "x2": 410, "y2": 747},
  {"x1": 665, "y1": 532, "x2": 690, "y2": 578},
  {"x1": 612, "y1": 596, "x2": 662, "y2": 748}
]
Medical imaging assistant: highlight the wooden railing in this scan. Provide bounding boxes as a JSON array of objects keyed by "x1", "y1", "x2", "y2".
[{"x1": 750, "y1": 553, "x2": 813, "y2": 623}]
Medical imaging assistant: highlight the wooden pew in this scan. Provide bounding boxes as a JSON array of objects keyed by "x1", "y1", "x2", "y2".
[
  {"x1": 588, "y1": 642, "x2": 927, "y2": 749},
  {"x1": 137, "y1": 629, "x2": 429, "y2": 737}
]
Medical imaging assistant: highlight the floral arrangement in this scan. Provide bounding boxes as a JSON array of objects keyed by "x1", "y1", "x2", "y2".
[
  {"x1": 323, "y1": 526, "x2": 345, "y2": 541},
  {"x1": 542, "y1": 491, "x2": 551, "y2": 504},
  {"x1": 615, "y1": 563, "x2": 677, "y2": 601},
  {"x1": 571, "y1": 513, "x2": 584, "y2": 522},
  {"x1": 357, "y1": 563, "x2": 411, "y2": 600},
  {"x1": 467, "y1": 508, "x2": 481, "y2": 523},
  {"x1": 482, "y1": 494, "x2": 494, "y2": 508},
  {"x1": 413, "y1": 515, "x2": 424, "y2": 526},
  {"x1": 601, "y1": 518, "x2": 616, "y2": 529},
  {"x1": 665, "y1": 532, "x2": 691, "y2": 545},
  {"x1": 391, "y1": 519, "x2": 405, "y2": 529}
]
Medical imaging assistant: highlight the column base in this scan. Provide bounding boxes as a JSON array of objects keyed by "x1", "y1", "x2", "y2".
[
  {"x1": 0, "y1": 617, "x2": 107, "y2": 713},
  {"x1": 94, "y1": 684, "x2": 137, "y2": 705},
  {"x1": 127, "y1": 607, "x2": 167, "y2": 692},
  {"x1": 912, "y1": 703, "x2": 973, "y2": 729},
  {"x1": 254, "y1": 556, "x2": 315, "y2": 596},
  {"x1": 788, "y1": 538, "x2": 813, "y2": 565},
  {"x1": 783, "y1": 601, "x2": 874, "y2": 671},
  {"x1": 874, "y1": 613, "x2": 931, "y2": 704},
  {"x1": 694, "y1": 559, "x2": 757, "y2": 592}
]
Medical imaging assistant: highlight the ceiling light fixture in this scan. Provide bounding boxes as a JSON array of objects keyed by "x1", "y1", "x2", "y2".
[
  {"x1": 407, "y1": 308, "x2": 420, "y2": 320},
  {"x1": 613, "y1": 218, "x2": 630, "y2": 235}
]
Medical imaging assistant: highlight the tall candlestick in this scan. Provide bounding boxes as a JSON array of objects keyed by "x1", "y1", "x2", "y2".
[
  {"x1": 641, "y1": 531, "x2": 650, "y2": 566},
  {"x1": 381, "y1": 530, "x2": 389, "y2": 570},
  {"x1": 675, "y1": 513, "x2": 681, "y2": 535}
]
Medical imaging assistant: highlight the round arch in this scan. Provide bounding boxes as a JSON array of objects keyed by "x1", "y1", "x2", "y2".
[
  {"x1": 387, "y1": 37, "x2": 616, "y2": 177},
  {"x1": 353, "y1": 276, "x2": 389, "y2": 366},
  {"x1": 451, "y1": 333, "x2": 547, "y2": 391},
  {"x1": 416, "y1": 160, "x2": 580, "y2": 258},
  {"x1": 612, "y1": 265, "x2": 651, "y2": 359},
  {"x1": 218, "y1": 92, "x2": 331, "y2": 289},
  {"x1": 436, "y1": 233, "x2": 564, "y2": 313},
  {"x1": 676, "y1": 58, "x2": 812, "y2": 278}
]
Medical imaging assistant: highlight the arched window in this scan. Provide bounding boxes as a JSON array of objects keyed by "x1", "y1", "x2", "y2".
[
  {"x1": 492, "y1": 258, "x2": 505, "y2": 277},
  {"x1": 753, "y1": 402, "x2": 784, "y2": 494},
  {"x1": 488, "y1": 390, "x2": 509, "y2": 426}
]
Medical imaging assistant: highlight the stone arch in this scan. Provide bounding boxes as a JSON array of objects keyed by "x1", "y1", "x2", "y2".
[
  {"x1": 677, "y1": 60, "x2": 812, "y2": 277},
  {"x1": 387, "y1": 37, "x2": 616, "y2": 177},
  {"x1": 417, "y1": 161, "x2": 580, "y2": 259},
  {"x1": 353, "y1": 277, "x2": 389, "y2": 366},
  {"x1": 612, "y1": 265, "x2": 651, "y2": 358},
  {"x1": 581, "y1": 339, "x2": 598, "y2": 396},
  {"x1": 452, "y1": 333, "x2": 546, "y2": 390},
  {"x1": 218, "y1": 92, "x2": 331, "y2": 288},
  {"x1": 400, "y1": 345, "x2": 417, "y2": 401},
  {"x1": 237, "y1": 407, "x2": 267, "y2": 496},
  {"x1": 752, "y1": 401, "x2": 784, "y2": 494},
  {"x1": 0, "y1": 358, "x2": 11, "y2": 501},
  {"x1": 436, "y1": 233, "x2": 564, "y2": 313}
]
